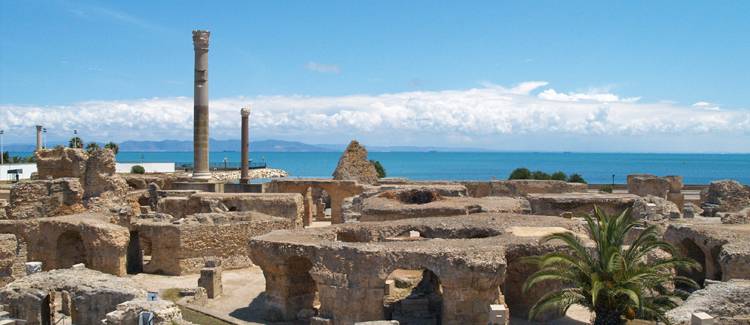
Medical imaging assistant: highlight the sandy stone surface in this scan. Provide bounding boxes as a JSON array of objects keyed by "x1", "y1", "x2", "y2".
[{"x1": 130, "y1": 267, "x2": 286, "y2": 325}]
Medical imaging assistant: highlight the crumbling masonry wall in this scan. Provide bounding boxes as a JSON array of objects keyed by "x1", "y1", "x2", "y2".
[
  {"x1": 0, "y1": 214, "x2": 129, "y2": 276},
  {"x1": 135, "y1": 212, "x2": 293, "y2": 275}
]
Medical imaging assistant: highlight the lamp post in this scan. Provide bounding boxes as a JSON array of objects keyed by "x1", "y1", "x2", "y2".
[
  {"x1": 73, "y1": 129, "x2": 79, "y2": 148},
  {"x1": 0, "y1": 129, "x2": 4, "y2": 165},
  {"x1": 42, "y1": 128, "x2": 47, "y2": 149}
]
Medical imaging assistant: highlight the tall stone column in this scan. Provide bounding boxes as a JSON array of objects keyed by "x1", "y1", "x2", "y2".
[
  {"x1": 35, "y1": 125, "x2": 43, "y2": 151},
  {"x1": 192, "y1": 30, "x2": 211, "y2": 180},
  {"x1": 240, "y1": 106, "x2": 251, "y2": 184}
]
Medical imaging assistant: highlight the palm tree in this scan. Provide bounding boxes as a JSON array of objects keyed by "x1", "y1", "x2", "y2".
[
  {"x1": 104, "y1": 142, "x2": 119, "y2": 154},
  {"x1": 523, "y1": 207, "x2": 700, "y2": 325},
  {"x1": 69, "y1": 136, "x2": 83, "y2": 149},
  {"x1": 85, "y1": 142, "x2": 100, "y2": 153}
]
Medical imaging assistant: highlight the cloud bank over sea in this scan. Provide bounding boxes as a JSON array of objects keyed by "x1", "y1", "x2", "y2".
[{"x1": 2, "y1": 82, "x2": 748, "y2": 152}]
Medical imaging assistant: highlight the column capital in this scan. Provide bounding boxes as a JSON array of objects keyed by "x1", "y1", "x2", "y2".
[
  {"x1": 241, "y1": 106, "x2": 251, "y2": 117},
  {"x1": 192, "y1": 30, "x2": 210, "y2": 50}
]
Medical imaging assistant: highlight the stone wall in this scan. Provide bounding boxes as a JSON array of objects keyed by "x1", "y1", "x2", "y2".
[
  {"x1": 7, "y1": 178, "x2": 85, "y2": 219},
  {"x1": 664, "y1": 223, "x2": 750, "y2": 283},
  {"x1": 35, "y1": 147, "x2": 88, "y2": 179},
  {"x1": 250, "y1": 214, "x2": 580, "y2": 324},
  {"x1": 0, "y1": 268, "x2": 145, "y2": 325},
  {"x1": 135, "y1": 212, "x2": 293, "y2": 275},
  {"x1": 185, "y1": 192, "x2": 304, "y2": 227},
  {"x1": 527, "y1": 193, "x2": 639, "y2": 217},
  {"x1": 265, "y1": 179, "x2": 365, "y2": 224},
  {"x1": 0, "y1": 214, "x2": 129, "y2": 276},
  {"x1": 462, "y1": 180, "x2": 588, "y2": 197},
  {"x1": 0, "y1": 234, "x2": 19, "y2": 286}
]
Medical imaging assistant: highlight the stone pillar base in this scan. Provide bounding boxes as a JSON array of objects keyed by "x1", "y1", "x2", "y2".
[{"x1": 192, "y1": 172, "x2": 212, "y2": 180}]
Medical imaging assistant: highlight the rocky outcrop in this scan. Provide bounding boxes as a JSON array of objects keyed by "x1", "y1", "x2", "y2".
[
  {"x1": 8, "y1": 178, "x2": 86, "y2": 219},
  {"x1": 631, "y1": 195, "x2": 681, "y2": 221},
  {"x1": 701, "y1": 180, "x2": 750, "y2": 213},
  {"x1": 332, "y1": 140, "x2": 379, "y2": 185},
  {"x1": 666, "y1": 280, "x2": 750, "y2": 324},
  {"x1": 83, "y1": 148, "x2": 128, "y2": 199},
  {"x1": 35, "y1": 147, "x2": 88, "y2": 179}
]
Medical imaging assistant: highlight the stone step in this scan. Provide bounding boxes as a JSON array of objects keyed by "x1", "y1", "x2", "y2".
[
  {"x1": 0, "y1": 319, "x2": 14, "y2": 325},
  {"x1": 0, "y1": 311, "x2": 8, "y2": 317}
]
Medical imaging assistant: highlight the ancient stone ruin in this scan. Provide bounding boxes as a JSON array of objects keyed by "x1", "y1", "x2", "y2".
[
  {"x1": 1, "y1": 30, "x2": 748, "y2": 325},
  {"x1": 332, "y1": 140, "x2": 379, "y2": 185}
]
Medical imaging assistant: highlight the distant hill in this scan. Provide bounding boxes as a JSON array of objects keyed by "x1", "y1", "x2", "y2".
[
  {"x1": 4, "y1": 139, "x2": 490, "y2": 153},
  {"x1": 314, "y1": 143, "x2": 493, "y2": 152},
  {"x1": 118, "y1": 139, "x2": 332, "y2": 152}
]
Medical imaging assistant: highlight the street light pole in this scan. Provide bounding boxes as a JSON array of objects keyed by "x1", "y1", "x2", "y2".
[
  {"x1": 43, "y1": 128, "x2": 47, "y2": 149},
  {"x1": 0, "y1": 129, "x2": 4, "y2": 165}
]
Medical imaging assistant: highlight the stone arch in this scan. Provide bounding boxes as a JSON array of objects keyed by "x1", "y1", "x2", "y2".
[
  {"x1": 56, "y1": 230, "x2": 86, "y2": 268},
  {"x1": 677, "y1": 238, "x2": 707, "y2": 288},
  {"x1": 383, "y1": 268, "x2": 443, "y2": 324},
  {"x1": 502, "y1": 249, "x2": 566, "y2": 321}
]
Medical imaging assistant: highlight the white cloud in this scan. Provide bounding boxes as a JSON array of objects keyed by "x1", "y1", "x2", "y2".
[
  {"x1": 538, "y1": 88, "x2": 640, "y2": 103},
  {"x1": 305, "y1": 62, "x2": 341, "y2": 74},
  {"x1": 693, "y1": 101, "x2": 721, "y2": 111},
  {"x1": 1, "y1": 82, "x2": 748, "y2": 151}
]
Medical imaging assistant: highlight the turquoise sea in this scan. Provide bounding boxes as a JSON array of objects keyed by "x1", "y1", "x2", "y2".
[{"x1": 101, "y1": 151, "x2": 750, "y2": 184}]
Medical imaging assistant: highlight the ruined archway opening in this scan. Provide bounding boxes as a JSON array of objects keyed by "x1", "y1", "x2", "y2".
[
  {"x1": 140, "y1": 235, "x2": 154, "y2": 272},
  {"x1": 317, "y1": 189, "x2": 332, "y2": 221},
  {"x1": 286, "y1": 256, "x2": 319, "y2": 321},
  {"x1": 383, "y1": 269, "x2": 443, "y2": 324},
  {"x1": 56, "y1": 231, "x2": 86, "y2": 269},
  {"x1": 677, "y1": 239, "x2": 707, "y2": 289},
  {"x1": 126, "y1": 231, "x2": 143, "y2": 274}
]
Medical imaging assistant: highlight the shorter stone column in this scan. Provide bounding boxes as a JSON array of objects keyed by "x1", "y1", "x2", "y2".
[
  {"x1": 198, "y1": 259, "x2": 223, "y2": 298},
  {"x1": 35, "y1": 125, "x2": 43, "y2": 151},
  {"x1": 303, "y1": 187, "x2": 314, "y2": 226},
  {"x1": 240, "y1": 107, "x2": 251, "y2": 184}
]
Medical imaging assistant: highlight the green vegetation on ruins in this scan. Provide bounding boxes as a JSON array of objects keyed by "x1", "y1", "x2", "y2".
[
  {"x1": 523, "y1": 207, "x2": 700, "y2": 325},
  {"x1": 370, "y1": 160, "x2": 386, "y2": 178},
  {"x1": 508, "y1": 167, "x2": 587, "y2": 183}
]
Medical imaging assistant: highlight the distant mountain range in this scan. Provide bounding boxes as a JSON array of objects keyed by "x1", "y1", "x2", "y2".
[{"x1": 3, "y1": 139, "x2": 490, "y2": 153}]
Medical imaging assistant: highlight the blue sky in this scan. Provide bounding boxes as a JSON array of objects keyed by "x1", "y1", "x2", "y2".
[{"x1": 1, "y1": 1, "x2": 749, "y2": 152}]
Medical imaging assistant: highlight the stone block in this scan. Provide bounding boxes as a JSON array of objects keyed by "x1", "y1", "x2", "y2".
[
  {"x1": 61, "y1": 290, "x2": 72, "y2": 315},
  {"x1": 311, "y1": 317, "x2": 333, "y2": 325},
  {"x1": 489, "y1": 305, "x2": 509, "y2": 325},
  {"x1": 691, "y1": 312, "x2": 714, "y2": 325},
  {"x1": 198, "y1": 267, "x2": 222, "y2": 298},
  {"x1": 25, "y1": 261, "x2": 42, "y2": 275},
  {"x1": 627, "y1": 174, "x2": 670, "y2": 198},
  {"x1": 668, "y1": 192, "x2": 685, "y2": 208}
]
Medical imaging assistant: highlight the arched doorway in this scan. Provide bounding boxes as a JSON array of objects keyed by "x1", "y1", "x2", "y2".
[
  {"x1": 285, "y1": 256, "x2": 319, "y2": 320},
  {"x1": 56, "y1": 231, "x2": 86, "y2": 268},
  {"x1": 126, "y1": 231, "x2": 143, "y2": 274},
  {"x1": 383, "y1": 269, "x2": 443, "y2": 324},
  {"x1": 678, "y1": 239, "x2": 707, "y2": 288}
]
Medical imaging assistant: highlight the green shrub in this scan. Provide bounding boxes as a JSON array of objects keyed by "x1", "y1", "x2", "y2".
[
  {"x1": 370, "y1": 160, "x2": 386, "y2": 178},
  {"x1": 567, "y1": 173, "x2": 586, "y2": 183},
  {"x1": 131, "y1": 165, "x2": 145, "y2": 174},
  {"x1": 550, "y1": 171, "x2": 567, "y2": 181},
  {"x1": 508, "y1": 168, "x2": 532, "y2": 180},
  {"x1": 599, "y1": 184, "x2": 614, "y2": 193},
  {"x1": 531, "y1": 171, "x2": 551, "y2": 180}
]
